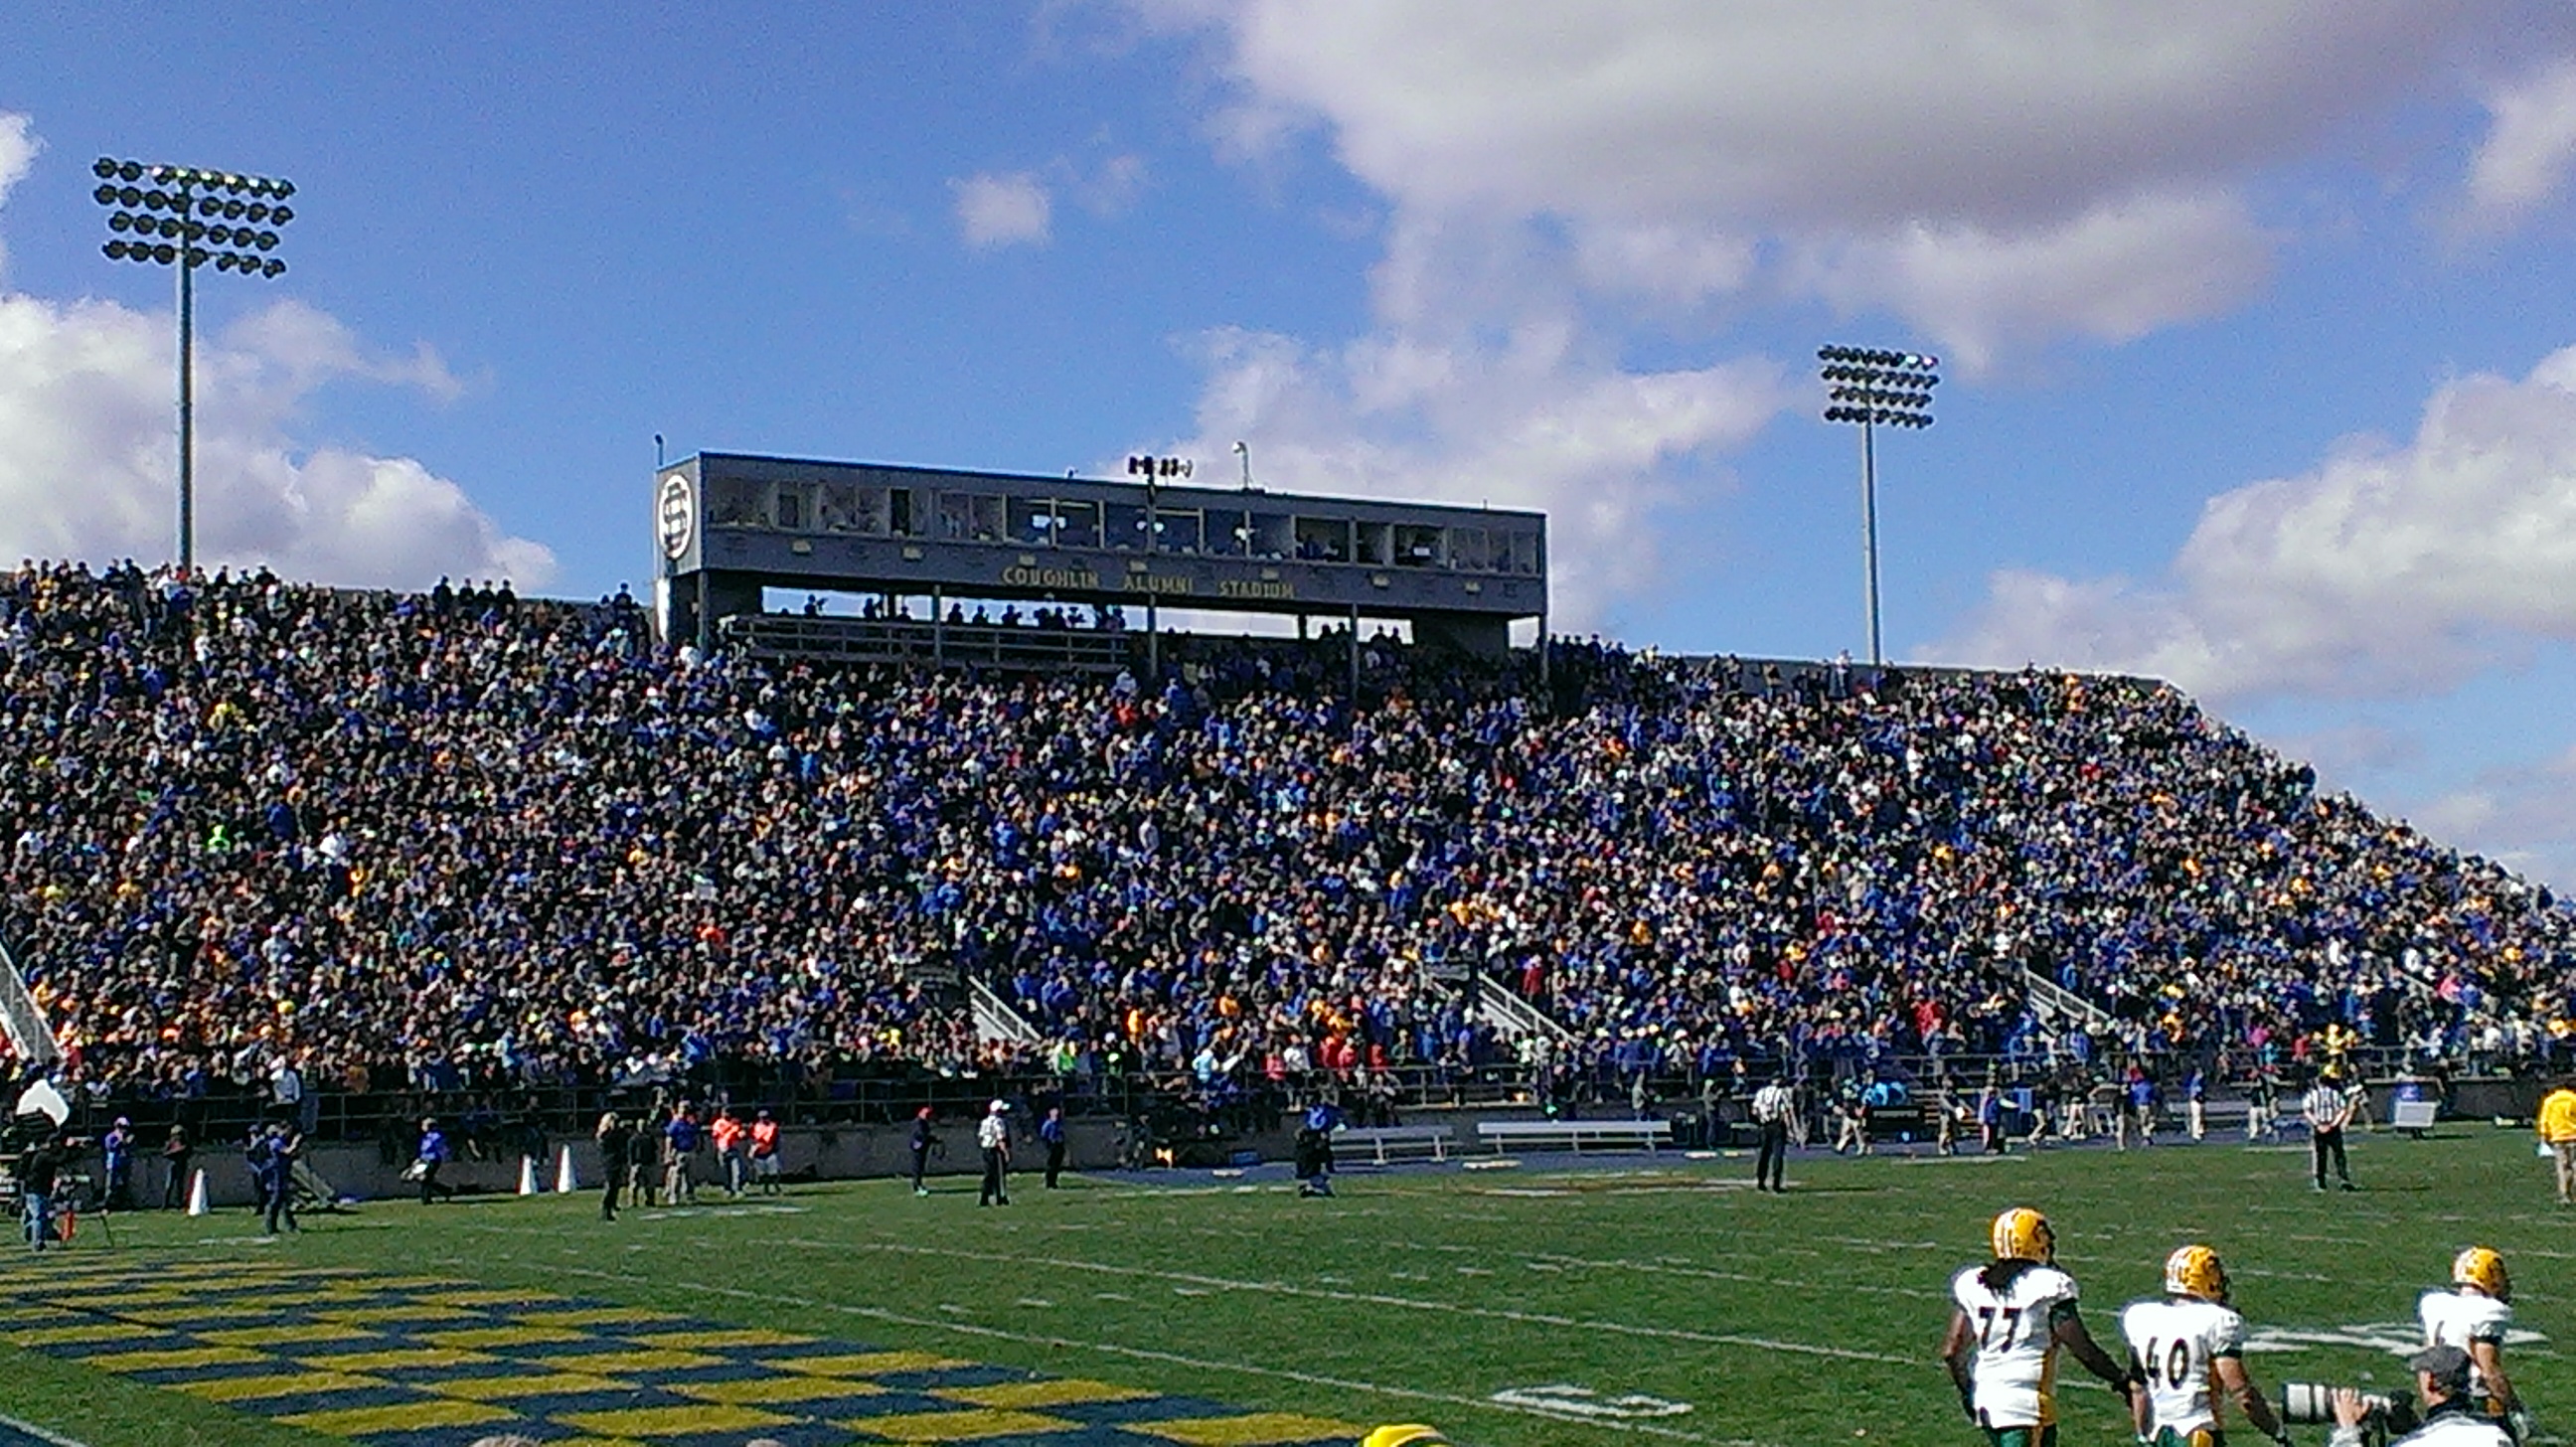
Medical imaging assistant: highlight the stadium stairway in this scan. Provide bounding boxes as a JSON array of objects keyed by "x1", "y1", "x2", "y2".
[
  {"x1": 1455, "y1": 976, "x2": 1575, "y2": 1048},
  {"x1": 2016, "y1": 965, "x2": 2115, "y2": 1036},
  {"x1": 0, "y1": 928, "x2": 61, "y2": 1069},
  {"x1": 969, "y1": 978, "x2": 1046, "y2": 1047}
]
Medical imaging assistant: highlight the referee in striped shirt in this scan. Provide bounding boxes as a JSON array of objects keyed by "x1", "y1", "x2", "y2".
[
  {"x1": 2302, "y1": 1066, "x2": 2358, "y2": 1192},
  {"x1": 1751, "y1": 1077, "x2": 1794, "y2": 1193}
]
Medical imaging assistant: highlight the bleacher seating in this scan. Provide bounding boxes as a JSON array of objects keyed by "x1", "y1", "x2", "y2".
[{"x1": 1, "y1": 557, "x2": 2570, "y2": 1138}]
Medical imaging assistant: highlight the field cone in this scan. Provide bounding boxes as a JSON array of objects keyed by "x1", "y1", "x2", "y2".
[
  {"x1": 185, "y1": 1169, "x2": 209, "y2": 1216},
  {"x1": 554, "y1": 1144, "x2": 578, "y2": 1194},
  {"x1": 517, "y1": 1156, "x2": 540, "y2": 1197}
]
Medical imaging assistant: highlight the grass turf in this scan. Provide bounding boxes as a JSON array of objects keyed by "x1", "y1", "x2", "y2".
[{"x1": 0, "y1": 1126, "x2": 2563, "y2": 1446}]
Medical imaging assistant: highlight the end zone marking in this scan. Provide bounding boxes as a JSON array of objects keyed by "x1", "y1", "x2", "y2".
[
  {"x1": 0, "y1": 1257, "x2": 1373, "y2": 1447},
  {"x1": 543, "y1": 1264, "x2": 1787, "y2": 1447}
]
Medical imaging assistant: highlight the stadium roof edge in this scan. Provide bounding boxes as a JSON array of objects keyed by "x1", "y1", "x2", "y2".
[{"x1": 678, "y1": 450, "x2": 1548, "y2": 522}]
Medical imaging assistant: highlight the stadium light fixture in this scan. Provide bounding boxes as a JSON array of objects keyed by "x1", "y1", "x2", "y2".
[
  {"x1": 1818, "y1": 345, "x2": 1938, "y2": 667},
  {"x1": 90, "y1": 156, "x2": 299, "y2": 573},
  {"x1": 1125, "y1": 454, "x2": 1192, "y2": 679}
]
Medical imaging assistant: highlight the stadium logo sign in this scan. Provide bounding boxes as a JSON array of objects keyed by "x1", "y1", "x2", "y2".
[
  {"x1": 1489, "y1": 1384, "x2": 1692, "y2": 1420},
  {"x1": 658, "y1": 473, "x2": 694, "y2": 560},
  {"x1": 2243, "y1": 1321, "x2": 2548, "y2": 1356},
  {"x1": 1000, "y1": 564, "x2": 1100, "y2": 590}
]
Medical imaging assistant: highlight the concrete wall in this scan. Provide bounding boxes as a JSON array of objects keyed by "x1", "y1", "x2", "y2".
[{"x1": 151, "y1": 1117, "x2": 1131, "y2": 1210}]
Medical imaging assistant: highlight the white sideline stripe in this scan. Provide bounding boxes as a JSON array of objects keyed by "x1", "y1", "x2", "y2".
[
  {"x1": 450, "y1": 1216, "x2": 1912, "y2": 1367},
  {"x1": 535, "y1": 1263, "x2": 1783, "y2": 1447},
  {"x1": 752, "y1": 1234, "x2": 1916, "y2": 1366},
  {"x1": 1523, "y1": 1250, "x2": 1945, "y2": 1301},
  {"x1": 0, "y1": 1414, "x2": 90, "y2": 1447},
  {"x1": 452, "y1": 1215, "x2": 1917, "y2": 1364}
]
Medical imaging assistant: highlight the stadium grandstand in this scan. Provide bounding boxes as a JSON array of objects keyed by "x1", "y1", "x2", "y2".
[{"x1": 1, "y1": 503, "x2": 2572, "y2": 1162}]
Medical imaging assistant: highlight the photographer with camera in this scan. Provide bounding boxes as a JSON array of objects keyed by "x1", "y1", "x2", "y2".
[
  {"x1": 18, "y1": 1130, "x2": 67, "y2": 1252},
  {"x1": 2326, "y1": 1345, "x2": 2509, "y2": 1447}
]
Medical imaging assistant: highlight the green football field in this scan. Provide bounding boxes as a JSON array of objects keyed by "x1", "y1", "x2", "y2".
[{"x1": 0, "y1": 1127, "x2": 2562, "y2": 1447}]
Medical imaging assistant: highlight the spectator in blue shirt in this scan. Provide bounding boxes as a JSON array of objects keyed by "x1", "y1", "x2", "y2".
[
  {"x1": 662, "y1": 1102, "x2": 702, "y2": 1205},
  {"x1": 1040, "y1": 1107, "x2": 1067, "y2": 1189},
  {"x1": 415, "y1": 1117, "x2": 453, "y2": 1205},
  {"x1": 100, "y1": 1118, "x2": 133, "y2": 1211}
]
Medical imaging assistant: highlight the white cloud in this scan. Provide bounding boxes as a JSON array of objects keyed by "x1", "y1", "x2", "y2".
[
  {"x1": 1162, "y1": 320, "x2": 1787, "y2": 625},
  {"x1": 951, "y1": 170, "x2": 1053, "y2": 249},
  {"x1": 1789, "y1": 190, "x2": 2274, "y2": 375},
  {"x1": 0, "y1": 112, "x2": 37, "y2": 275},
  {"x1": 1113, "y1": 5, "x2": 2576, "y2": 623},
  {"x1": 1201, "y1": 3, "x2": 2489, "y2": 230},
  {"x1": 2410, "y1": 743, "x2": 2576, "y2": 888},
  {"x1": 2463, "y1": 59, "x2": 2576, "y2": 232},
  {"x1": 1147, "y1": 3, "x2": 2555, "y2": 360},
  {"x1": 1568, "y1": 223, "x2": 1756, "y2": 309},
  {"x1": 1939, "y1": 345, "x2": 2576, "y2": 701},
  {"x1": 1070, "y1": 152, "x2": 1148, "y2": 217},
  {"x1": 0, "y1": 113, "x2": 552, "y2": 589}
]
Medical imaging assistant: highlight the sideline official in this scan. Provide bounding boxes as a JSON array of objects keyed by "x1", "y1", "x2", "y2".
[
  {"x1": 2302, "y1": 1068, "x2": 2357, "y2": 1192},
  {"x1": 1751, "y1": 1076, "x2": 1793, "y2": 1193},
  {"x1": 977, "y1": 1100, "x2": 1012, "y2": 1206}
]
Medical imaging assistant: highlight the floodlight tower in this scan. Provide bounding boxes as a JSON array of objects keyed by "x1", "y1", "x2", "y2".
[
  {"x1": 1126, "y1": 453, "x2": 1191, "y2": 679},
  {"x1": 90, "y1": 157, "x2": 297, "y2": 572},
  {"x1": 1818, "y1": 345, "x2": 1937, "y2": 667}
]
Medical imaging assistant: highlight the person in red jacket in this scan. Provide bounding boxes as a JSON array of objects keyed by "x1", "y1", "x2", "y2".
[
  {"x1": 710, "y1": 1107, "x2": 747, "y2": 1199},
  {"x1": 747, "y1": 1109, "x2": 783, "y2": 1196}
]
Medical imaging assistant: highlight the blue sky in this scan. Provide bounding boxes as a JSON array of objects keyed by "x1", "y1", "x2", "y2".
[{"x1": 6, "y1": 4, "x2": 2576, "y2": 882}]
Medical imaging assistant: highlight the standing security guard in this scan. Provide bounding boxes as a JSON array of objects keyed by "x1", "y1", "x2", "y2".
[{"x1": 1752, "y1": 1076, "x2": 1794, "y2": 1193}]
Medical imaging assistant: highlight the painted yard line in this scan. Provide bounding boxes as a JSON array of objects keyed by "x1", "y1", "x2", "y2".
[
  {"x1": 530, "y1": 1262, "x2": 1784, "y2": 1447},
  {"x1": 448, "y1": 1219, "x2": 1914, "y2": 1365},
  {"x1": 761, "y1": 1234, "x2": 1917, "y2": 1366},
  {"x1": 0, "y1": 1414, "x2": 89, "y2": 1447},
  {"x1": 1519, "y1": 1251, "x2": 1945, "y2": 1301}
]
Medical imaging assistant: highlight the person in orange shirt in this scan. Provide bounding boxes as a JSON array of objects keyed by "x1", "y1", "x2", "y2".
[
  {"x1": 747, "y1": 1109, "x2": 783, "y2": 1197},
  {"x1": 710, "y1": 1107, "x2": 747, "y2": 1199}
]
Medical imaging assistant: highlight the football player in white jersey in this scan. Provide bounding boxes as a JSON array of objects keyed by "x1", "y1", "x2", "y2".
[
  {"x1": 2119, "y1": 1244, "x2": 2291, "y2": 1447},
  {"x1": 1942, "y1": 1206, "x2": 2139, "y2": 1447},
  {"x1": 2419, "y1": 1247, "x2": 2524, "y2": 1438}
]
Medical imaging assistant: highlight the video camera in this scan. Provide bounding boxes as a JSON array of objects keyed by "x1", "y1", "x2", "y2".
[
  {"x1": 0, "y1": 1109, "x2": 61, "y2": 1156},
  {"x1": 2281, "y1": 1383, "x2": 2420, "y2": 1447}
]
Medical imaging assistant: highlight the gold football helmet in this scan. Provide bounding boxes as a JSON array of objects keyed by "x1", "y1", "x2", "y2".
[
  {"x1": 2164, "y1": 1243, "x2": 2230, "y2": 1303},
  {"x1": 2453, "y1": 1245, "x2": 2511, "y2": 1302},
  {"x1": 1991, "y1": 1206, "x2": 2056, "y2": 1263},
  {"x1": 1363, "y1": 1429, "x2": 1448, "y2": 1447}
]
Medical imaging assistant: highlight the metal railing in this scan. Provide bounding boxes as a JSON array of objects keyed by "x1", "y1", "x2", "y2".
[
  {"x1": 1465, "y1": 978, "x2": 1575, "y2": 1046},
  {"x1": 2019, "y1": 966, "x2": 2115, "y2": 1032},
  {"x1": 721, "y1": 612, "x2": 1131, "y2": 673},
  {"x1": 970, "y1": 979, "x2": 1046, "y2": 1046},
  {"x1": 0, "y1": 928, "x2": 61, "y2": 1069}
]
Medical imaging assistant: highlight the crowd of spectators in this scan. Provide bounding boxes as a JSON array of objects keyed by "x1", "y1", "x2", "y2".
[{"x1": 2, "y1": 560, "x2": 2571, "y2": 1136}]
